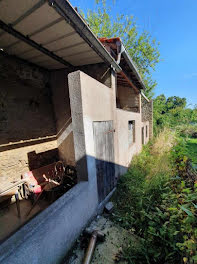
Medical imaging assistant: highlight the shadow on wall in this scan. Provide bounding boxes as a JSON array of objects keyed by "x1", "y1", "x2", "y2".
[
  {"x1": 28, "y1": 148, "x2": 59, "y2": 171},
  {"x1": 0, "y1": 67, "x2": 56, "y2": 147},
  {"x1": 75, "y1": 153, "x2": 128, "y2": 201}
]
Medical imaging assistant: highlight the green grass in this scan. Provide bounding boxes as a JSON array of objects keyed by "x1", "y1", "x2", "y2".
[{"x1": 185, "y1": 138, "x2": 197, "y2": 165}]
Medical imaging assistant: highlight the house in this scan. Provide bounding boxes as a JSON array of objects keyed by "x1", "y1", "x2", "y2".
[{"x1": 0, "y1": 1, "x2": 153, "y2": 263}]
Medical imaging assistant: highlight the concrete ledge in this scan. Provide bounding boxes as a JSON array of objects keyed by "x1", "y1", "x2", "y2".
[{"x1": 0, "y1": 181, "x2": 98, "y2": 264}]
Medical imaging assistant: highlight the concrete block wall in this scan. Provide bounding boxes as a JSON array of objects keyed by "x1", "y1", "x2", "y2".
[
  {"x1": 0, "y1": 54, "x2": 58, "y2": 189},
  {"x1": 0, "y1": 140, "x2": 57, "y2": 189}
]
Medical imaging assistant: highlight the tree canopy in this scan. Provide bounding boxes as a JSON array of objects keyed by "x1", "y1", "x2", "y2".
[
  {"x1": 154, "y1": 94, "x2": 197, "y2": 134},
  {"x1": 82, "y1": 0, "x2": 160, "y2": 98}
]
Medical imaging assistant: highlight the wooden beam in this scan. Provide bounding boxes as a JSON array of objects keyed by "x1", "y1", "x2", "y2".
[{"x1": 118, "y1": 71, "x2": 139, "y2": 93}]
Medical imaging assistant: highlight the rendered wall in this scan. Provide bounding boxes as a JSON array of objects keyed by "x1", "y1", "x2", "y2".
[
  {"x1": 68, "y1": 70, "x2": 149, "y2": 180},
  {"x1": 0, "y1": 55, "x2": 57, "y2": 189},
  {"x1": 68, "y1": 70, "x2": 115, "y2": 182},
  {"x1": 49, "y1": 64, "x2": 112, "y2": 167},
  {"x1": 115, "y1": 109, "x2": 142, "y2": 175}
]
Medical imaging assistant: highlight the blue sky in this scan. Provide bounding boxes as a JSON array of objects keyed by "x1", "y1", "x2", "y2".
[{"x1": 70, "y1": 0, "x2": 197, "y2": 107}]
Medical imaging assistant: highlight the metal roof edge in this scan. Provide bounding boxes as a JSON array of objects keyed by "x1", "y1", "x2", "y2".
[
  {"x1": 49, "y1": 0, "x2": 122, "y2": 72},
  {"x1": 120, "y1": 43, "x2": 146, "y2": 90}
]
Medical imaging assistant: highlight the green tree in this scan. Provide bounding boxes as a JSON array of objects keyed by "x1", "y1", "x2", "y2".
[
  {"x1": 166, "y1": 96, "x2": 186, "y2": 111},
  {"x1": 154, "y1": 95, "x2": 196, "y2": 133},
  {"x1": 83, "y1": 0, "x2": 160, "y2": 98},
  {"x1": 153, "y1": 94, "x2": 168, "y2": 133}
]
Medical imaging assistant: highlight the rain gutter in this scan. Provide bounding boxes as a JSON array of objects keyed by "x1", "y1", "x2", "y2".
[{"x1": 120, "y1": 43, "x2": 146, "y2": 90}]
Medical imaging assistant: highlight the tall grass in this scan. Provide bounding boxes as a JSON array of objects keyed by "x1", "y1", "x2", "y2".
[{"x1": 112, "y1": 129, "x2": 197, "y2": 264}]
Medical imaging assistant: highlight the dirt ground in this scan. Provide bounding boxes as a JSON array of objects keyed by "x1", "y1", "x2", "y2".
[
  {"x1": 65, "y1": 215, "x2": 136, "y2": 264},
  {"x1": 0, "y1": 198, "x2": 49, "y2": 243}
]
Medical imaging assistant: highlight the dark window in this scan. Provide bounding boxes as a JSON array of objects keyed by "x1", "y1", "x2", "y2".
[
  {"x1": 142, "y1": 127, "x2": 144, "y2": 145},
  {"x1": 146, "y1": 125, "x2": 148, "y2": 138},
  {"x1": 128, "y1": 121, "x2": 135, "y2": 145}
]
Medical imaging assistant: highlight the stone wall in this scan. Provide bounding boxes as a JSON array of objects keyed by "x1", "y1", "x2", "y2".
[
  {"x1": 117, "y1": 85, "x2": 140, "y2": 112},
  {"x1": 0, "y1": 54, "x2": 58, "y2": 189},
  {"x1": 141, "y1": 95, "x2": 153, "y2": 138}
]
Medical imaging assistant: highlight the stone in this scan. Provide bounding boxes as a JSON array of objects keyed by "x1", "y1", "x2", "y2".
[{"x1": 104, "y1": 202, "x2": 114, "y2": 213}]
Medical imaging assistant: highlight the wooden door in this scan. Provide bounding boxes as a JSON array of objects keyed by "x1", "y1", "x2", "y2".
[{"x1": 93, "y1": 121, "x2": 115, "y2": 203}]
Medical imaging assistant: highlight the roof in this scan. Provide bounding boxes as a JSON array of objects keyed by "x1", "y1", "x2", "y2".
[
  {"x1": 100, "y1": 37, "x2": 146, "y2": 90},
  {"x1": 0, "y1": 0, "x2": 145, "y2": 90},
  {"x1": 0, "y1": 0, "x2": 120, "y2": 70}
]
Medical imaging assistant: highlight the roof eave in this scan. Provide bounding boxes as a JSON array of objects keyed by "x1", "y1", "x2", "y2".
[
  {"x1": 49, "y1": 0, "x2": 122, "y2": 72},
  {"x1": 120, "y1": 43, "x2": 146, "y2": 90}
]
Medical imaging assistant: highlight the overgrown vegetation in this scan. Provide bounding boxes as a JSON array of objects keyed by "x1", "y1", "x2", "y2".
[
  {"x1": 113, "y1": 130, "x2": 197, "y2": 263},
  {"x1": 185, "y1": 138, "x2": 197, "y2": 166},
  {"x1": 154, "y1": 94, "x2": 197, "y2": 135}
]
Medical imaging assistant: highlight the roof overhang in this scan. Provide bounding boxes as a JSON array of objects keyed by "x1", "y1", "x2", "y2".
[
  {"x1": 99, "y1": 37, "x2": 146, "y2": 91},
  {"x1": 0, "y1": 0, "x2": 122, "y2": 71}
]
